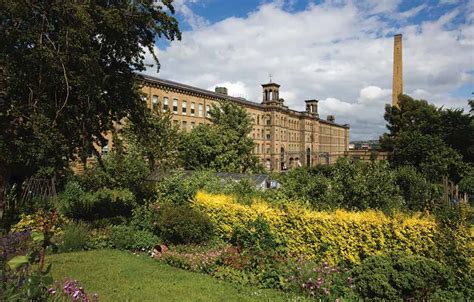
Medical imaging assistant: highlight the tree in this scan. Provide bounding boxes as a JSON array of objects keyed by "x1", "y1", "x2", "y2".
[
  {"x1": 179, "y1": 101, "x2": 259, "y2": 172},
  {"x1": 381, "y1": 95, "x2": 471, "y2": 182},
  {"x1": 123, "y1": 108, "x2": 180, "y2": 171},
  {"x1": 0, "y1": 1, "x2": 180, "y2": 190}
]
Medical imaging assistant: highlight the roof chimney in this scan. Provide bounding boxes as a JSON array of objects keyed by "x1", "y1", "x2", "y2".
[
  {"x1": 215, "y1": 86, "x2": 228, "y2": 95},
  {"x1": 327, "y1": 115, "x2": 335, "y2": 122}
]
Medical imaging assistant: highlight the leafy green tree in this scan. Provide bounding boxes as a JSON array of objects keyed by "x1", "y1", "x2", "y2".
[
  {"x1": 381, "y1": 95, "x2": 470, "y2": 182},
  {"x1": 278, "y1": 168, "x2": 336, "y2": 209},
  {"x1": 123, "y1": 108, "x2": 180, "y2": 171},
  {"x1": 394, "y1": 166, "x2": 436, "y2": 211},
  {"x1": 179, "y1": 101, "x2": 258, "y2": 172},
  {"x1": 390, "y1": 131, "x2": 466, "y2": 182},
  {"x1": 440, "y1": 108, "x2": 474, "y2": 163},
  {"x1": 0, "y1": 0, "x2": 180, "y2": 193},
  {"x1": 330, "y1": 158, "x2": 402, "y2": 211}
]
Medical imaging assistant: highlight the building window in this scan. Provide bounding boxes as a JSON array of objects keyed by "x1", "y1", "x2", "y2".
[
  {"x1": 266, "y1": 133, "x2": 271, "y2": 140},
  {"x1": 198, "y1": 103, "x2": 203, "y2": 117},
  {"x1": 173, "y1": 99, "x2": 178, "y2": 113},
  {"x1": 182, "y1": 121, "x2": 187, "y2": 129},
  {"x1": 190, "y1": 102, "x2": 195, "y2": 116},
  {"x1": 182, "y1": 101, "x2": 187, "y2": 115},
  {"x1": 266, "y1": 117, "x2": 271, "y2": 125},
  {"x1": 206, "y1": 105, "x2": 210, "y2": 117},
  {"x1": 151, "y1": 95, "x2": 158, "y2": 109},
  {"x1": 163, "y1": 97, "x2": 169, "y2": 112},
  {"x1": 191, "y1": 122, "x2": 195, "y2": 129}
]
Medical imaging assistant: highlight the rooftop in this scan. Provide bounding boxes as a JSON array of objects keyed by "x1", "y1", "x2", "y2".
[{"x1": 138, "y1": 73, "x2": 349, "y2": 129}]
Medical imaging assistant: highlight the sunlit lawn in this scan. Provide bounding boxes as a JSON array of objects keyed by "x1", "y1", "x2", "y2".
[{"x1": 48, "y1": 249, "x2": 295, "y2": 302}]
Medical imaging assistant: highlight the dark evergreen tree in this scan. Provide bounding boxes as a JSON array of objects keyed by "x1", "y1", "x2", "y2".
[{"x1": 380, "y1": 95, "x2": 471, "y2": 182}]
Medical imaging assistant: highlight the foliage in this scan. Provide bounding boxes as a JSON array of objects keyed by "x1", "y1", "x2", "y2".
[
  {"x1": 329, "y1": 158, "x2": 403, "y2": 211},
  {"x1": 222, "y1": 217, "x2": 288, "y2": 289},
  {"x1": 194, "y1": 192, "x2": 447, "y2": 265},
  {"x1": 433, "y1": 203, "x2": 474, "y2": 298},
  {"x1": 286, "y1": 260, "x2": 355, "y2": 300},
  {"x1": 276, "y1": 159, "x2": 403, "y2": 211},
  {"x1": 231, "y1": 216, "x2": 284, "y2": 254},
  {"x1": 459, "y1": 173, "x2": 474, "y2": 203},
  {"x1": 156, "y1": 170, "x2": 221, "y2": 204},
  {"x1": 179, "y1": 101, "x2": 258, "y2": 172},
  {"x1": 2, "y1": 218, "x2": 58, "y2": 301},
  {"x1": 351, "y1": 252, "x2": 460, "y2": 301},
  {"x1": 85, "y1": 228, "x2": 112, "y2": 250},
  {"x1": 380, "y1": 95, "x2": 472, "y2": 181},
  {"x1": 394, "y1": 165, "x2": 437, "y2": 211},
  {"x1": 130, "y1": 203, "x2": 160, "y2": 233},
  {"x1": 156, "y1": 203, "x2": 214, "y2": 245},
  {"x1": 123, "y1": 108, "x2": 180, "y2": 171},
  {"x1": 109, "y1": 225, "x2": 160, "y2": 251},
  {"x1": 11, "y1": 210, "x2": 67, "y2": 241},
  {"x1": 58, "y1": 181, "x2": 136, "y2": 220},
  {"x1": 78, "y1": 147, "x2": 154, "y2": 202},
  {"x1": 278, "y1": 168, "x2": 336, "y2": 209},
  {"x1": 59, "y1": 221, "x2": 90, "y2": 252},
  {"x1": 0, "y1": 0, "x2": 180, "y2": 181},
  {"x1": 390, "y1": 131, "x2": 466, "y2": 182}
]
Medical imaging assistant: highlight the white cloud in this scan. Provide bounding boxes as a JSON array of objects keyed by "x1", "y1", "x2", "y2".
[
  {"x1": 173, "y1": 0, "x2": 209, "y2": 29},
  {"x1": 208, "y1": 81, "x2": 250, "y2": 98},
  {"x1": 145, "y1": 0, "x2": 473, "y2": 140}
]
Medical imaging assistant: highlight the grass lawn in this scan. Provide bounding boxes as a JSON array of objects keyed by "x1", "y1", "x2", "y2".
[{"x1": 48, "y1": 249, "x2": 295, "y2": 302}]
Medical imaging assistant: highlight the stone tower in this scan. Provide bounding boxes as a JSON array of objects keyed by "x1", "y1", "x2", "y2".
[{"x1": 392, "y1": 34, "x2": 403, "y2": 107}]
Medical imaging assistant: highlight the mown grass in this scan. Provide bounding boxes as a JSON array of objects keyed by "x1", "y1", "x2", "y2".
[{"x1": 48, "y1": 249, "x2": 295, "y2": 302}]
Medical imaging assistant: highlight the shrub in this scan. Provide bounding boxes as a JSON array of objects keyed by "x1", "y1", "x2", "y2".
[
  {"x1": 351, "y1": 252, "x2": 459, "y2": 301},
  {"x1": 459, "y1": 173, "x2": 474, "y2": 204},
  {"x1": 433, "y1": 203, "x2": 474, "y2": 298},
  {"x1": 59, "y1": 221, "x2": 90, "y2": 252},
  {"x1": 286, "y1": 260, "x2": 355, "y2": 300},
  {"x1": 130, "y1": 203, "x2": 160, "y2": 233},
  {"x1": 109, "y1": 225, "x2": 159, "y2": 251},
  {"x1": 277, "y1": 159, "x2": 403, "y2": 211},
  {"x1": 156, "y1": 170, "x2": 221, "y2": 204},
  {"x1": 231, "y1": 216, "x2": 283, "y2": 253},
  {"x1": 11, "y1": 210, "x2": 67, "y2": 241},
  {"x1": 58, "y1": 182, "x2": 136, "y2": 220},
  {"x1": 394, "y1": 165, "x2": 435, "y2": 211},
  {"x1": 78, "y1": 148, "x2": 154, "y2": 202},
  {"x1": 156, "y1": 203, "x2": 214, "y2": 245},
  {"x1": 330, "y1": 158, "x2": 403, "y2": 211},
  {"x1": 278, "y1": 168, "x2": 336, "y2": 209},
  {"x1": 194, "y1": 192, "x2": 445, "y2": 265}
]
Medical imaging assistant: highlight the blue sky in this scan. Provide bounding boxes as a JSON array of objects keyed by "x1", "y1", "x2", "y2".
[{"x1": 148, "y1": 0, "x2": 473, "y2": 140}]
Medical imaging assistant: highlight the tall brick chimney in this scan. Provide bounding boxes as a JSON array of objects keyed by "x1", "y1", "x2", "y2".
[{"x1": 392, "y1": 34, "x2": 403, "y2": 107}]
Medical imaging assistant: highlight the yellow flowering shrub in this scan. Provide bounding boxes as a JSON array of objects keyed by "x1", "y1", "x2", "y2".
[
  {"x1": 11, "y1": 210, "x2": 68, "y2": 239},
  {"x1": 193, "y1": 191, "x2": 452, "y2": 265}
]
